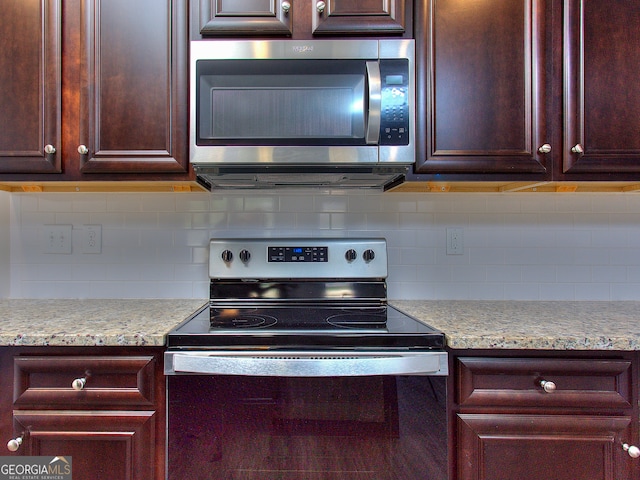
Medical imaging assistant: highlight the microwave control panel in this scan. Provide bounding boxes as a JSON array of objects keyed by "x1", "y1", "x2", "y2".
[{"x1": 379, "y1": 59, "x2": 410, "y2": 146}]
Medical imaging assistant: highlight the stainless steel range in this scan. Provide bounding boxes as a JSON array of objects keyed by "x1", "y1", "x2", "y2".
[
  {"x1": 165, "y1": 238, "x2": 446, "y2": 376},
  {"x1": 165, "y1": 238, "x2": 448, "y2": 479}
]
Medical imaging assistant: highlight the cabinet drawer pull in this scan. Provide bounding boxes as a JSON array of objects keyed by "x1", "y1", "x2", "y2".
[
  {"x1": 282, "y1": 1, "x2": 291, "y2": 13},
  {"x1": 539, "y1": 379, "x2": 556, "y2": 393},
  {"x1": 77, "y1": 144, "x2": 89, "y2": 155},
  {"x1": 72, "y1": 372, "x2": 91, "y2": 391},
  {"x1": 623, "y1": 443, "x2": 640, "y2": 458},
  {"x1": 7, "y1": 435, "x2": 23, "y2": 452},
  {"x1": 316, "y1": 1, "x2": 326, "y2": 13},
  {"x1": 571, "y1": 143, "x2": 584, "y2": 154},
  {"x1": 44, "y1": 144, "x2": 56, "y2": 155},
  {"x1": 537, "y1": 143, "x2": 551, "y2": 154}
]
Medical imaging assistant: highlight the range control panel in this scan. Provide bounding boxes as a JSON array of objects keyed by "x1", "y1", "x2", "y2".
[
  {"x1": 268, "y1": 246, "x2": 328, "y2": 263},
  {"x1": 209, "y1": 238, "x2": 387, "y2": 279}
]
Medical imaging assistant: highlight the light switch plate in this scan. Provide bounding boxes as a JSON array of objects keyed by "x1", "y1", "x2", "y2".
[{"x1": 43, "y1": 225, "x2": 72, "y2": 254}]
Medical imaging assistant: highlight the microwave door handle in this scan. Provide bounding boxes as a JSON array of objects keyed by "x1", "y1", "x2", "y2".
[{"x1": 365, "y1": 61, "x2": 382, "y2": 144}]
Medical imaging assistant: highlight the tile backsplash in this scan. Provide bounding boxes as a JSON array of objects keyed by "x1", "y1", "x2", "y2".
[{"x1": 7, "y1": 190, "x2": 640, "y2": 301}]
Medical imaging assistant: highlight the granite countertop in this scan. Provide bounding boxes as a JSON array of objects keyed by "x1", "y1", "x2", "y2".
[
  {"x1": 392, "y1": 300, "x2": 640, "y2": 351},
  {"x1": 0, "y1": 299, "x2": 638, "y2": 350},
  {"x1": 0, "y1": 299, "x2": 206, "y2": 347}
]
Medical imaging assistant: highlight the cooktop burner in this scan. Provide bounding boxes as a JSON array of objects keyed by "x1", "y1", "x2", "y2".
[{"x1": 168, "y1": 305, "x2": 445, "y2": 350}]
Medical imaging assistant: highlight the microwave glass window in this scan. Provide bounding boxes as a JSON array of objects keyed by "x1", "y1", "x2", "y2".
[
  {"x1": 197, "y1": 60, "x2": 368, "y2": 143},
  {"x1": 202, "y1": 76, "x2": 364, "y2": 139}
]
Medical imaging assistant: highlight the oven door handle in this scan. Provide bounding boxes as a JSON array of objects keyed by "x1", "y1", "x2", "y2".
[{"x1": 165, "y1": 351, "x2": 448, "y2": 376}]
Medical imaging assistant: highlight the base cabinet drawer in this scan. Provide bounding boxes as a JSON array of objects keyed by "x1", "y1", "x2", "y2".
[
  {"x1": 457, "y1": 357, "x2": 632, "y2": 409},
  {"x1": 13, "y1": 356, "x2": 156, "y2": 408},
  {"x1": 457, "y1": 413, "x2": 634, "y2": 480}
]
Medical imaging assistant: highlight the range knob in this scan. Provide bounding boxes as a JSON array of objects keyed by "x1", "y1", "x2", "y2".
[
  {"x1": 345, "y1": 249, "x2": 357, "y2": 262},
  {"x1": 221, "y1": 249, "x2": 233, "y2": 263},
  {"x1": 239, "y1": 249, "x2": 251, "y2": 263},
  {"x1": 363, "y1": 249, "x2": 375, "y2": 262}
]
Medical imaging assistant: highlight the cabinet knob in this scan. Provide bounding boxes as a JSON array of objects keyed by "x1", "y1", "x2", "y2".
[
  {"x1": 537, "y1": 144, "x2": 551, "y2": 154},
  {"x1": 77, "y1": 145, "x2": 89, "y2": 155},
  {"x1": 281, "y1": 1, "x2": 291, "y2": 13},
  {"x1": 72, "y1": 377, "x2": 87, "y2": 391},
  {"x1": 44, "y1": 144, "x2": 56, "y2": 155},
  {"x1": 316, "y1": 1, "x2": 326, "y2": 13},
  {"x1": 539, "y1": 379, "x2": 556, "y2": 393},
  {"x1": 623, "y1": 443, "x2": 640, "y2": 459},
  {"x1": 571, "y1": 144, "x2": 584, "y2": 154},
  {"x1": 7, "y1": 436, "x2": 23, "y2": 452}
]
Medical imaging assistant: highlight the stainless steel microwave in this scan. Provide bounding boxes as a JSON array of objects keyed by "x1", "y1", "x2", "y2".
[{"x1": 190, "y1": 39, "x2": 415, "y2": 190}]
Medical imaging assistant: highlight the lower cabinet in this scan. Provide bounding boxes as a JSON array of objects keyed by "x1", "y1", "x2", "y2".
[
  {"x1": 1, "y1": 347, "x2": 165, "y2": 480},
  {"x1": 451, "y1": 353, "x2": 639, "y2": 480},
  {"x1": 457, "y1": 413, "x2": 632, "y2": 480}
]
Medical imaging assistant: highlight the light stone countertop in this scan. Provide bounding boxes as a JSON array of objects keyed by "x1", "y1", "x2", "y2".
[
  {"x1": 0, "y1": 299, "x2": 206, "y2": 347},
  {"x1": 0, "y1": 299, "x2": 638, "y2": 350},
  {"x1": 391, "y1": 300, "x2": 640, "y2": 350}
]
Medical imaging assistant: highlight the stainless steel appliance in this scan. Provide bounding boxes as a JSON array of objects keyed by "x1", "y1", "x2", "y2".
[
  {"x1": 165, "y1": 238, "x2": 448, "y2": 479},
  {"x1": 190, "y1": 40, "x2": 415, "y2": 190}
]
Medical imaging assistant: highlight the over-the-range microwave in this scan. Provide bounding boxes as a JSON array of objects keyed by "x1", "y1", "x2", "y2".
[{"x1": 190, "y1": 39, "x2": 415, "y2": 190}]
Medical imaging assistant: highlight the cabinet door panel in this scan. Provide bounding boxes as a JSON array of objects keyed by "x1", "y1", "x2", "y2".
[
  {"x1": 415, "y1": 0, "x2": 549, "y2": 174},
  {"x1": 312, "y1": 0, "x2": 405, "y2": 35},
  {"x1": 563, "y1": 0, "x2": 640, "y2": 173},
  {"x1": 79, "y1": 0, "x2": 188, "y2": 173},
  {"x1": 457, "y1": 414, "x2": 633, "y2": 480},
  {"x1": 198, "y1": 0, "x2": 292, "y2": 36},
  {"x1": 14, "y1": 411, "x2": 155, "y2": 480},
  {"x1": 0, "y1": 0, "x2": 61, "y2": 173}
]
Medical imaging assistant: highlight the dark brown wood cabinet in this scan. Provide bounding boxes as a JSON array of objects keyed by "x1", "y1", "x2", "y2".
[
  {"x1": 561, "y1": 0, "x2": 640, "y2": 176},
  {"x1": 414, "y1": 0, "x2": 640, "y2": 181},
  {"x1": 0, "y1": 0, "x2": 62, "y2": 174},
  {"x1": 450, "y1": 352, "x2": 639, "y2": 480},
  {"x1": 193, "y1": 0, "x2": 407, "y2": 39},
  {"x1": 0, "y1": 0, "x2": 189, "y2": 179},
  {"x1": 413, "y1": 0, "x2": 552, "y2": 178},
  {"x1": 1, "y1": 347, "x2": 165, "y2": 480}
]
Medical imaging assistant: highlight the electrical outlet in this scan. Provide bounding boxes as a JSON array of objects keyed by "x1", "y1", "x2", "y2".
[
  {"x1": 83, "y1": 225, "x2": 102, "y2": 254},
  {"x1": 446, "y1": 228, "x2": 464, "y2": 255},
  {"x1": 43, "y1": 225, "x2": 72, "y2": 254}
]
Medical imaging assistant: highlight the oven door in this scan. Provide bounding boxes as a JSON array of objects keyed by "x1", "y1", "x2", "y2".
[{"x1": 167, "y1": 373, "x2": 447, "y2": 480}]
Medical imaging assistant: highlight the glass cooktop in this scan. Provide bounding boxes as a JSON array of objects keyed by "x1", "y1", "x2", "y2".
[{"x1": 167, "y1": 305, "x2": 445, "y2": 350}]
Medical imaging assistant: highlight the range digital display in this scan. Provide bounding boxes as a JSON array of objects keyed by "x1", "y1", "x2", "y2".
[{"x1": 268, "y1": 246, "x2": 328, "y2": 262}]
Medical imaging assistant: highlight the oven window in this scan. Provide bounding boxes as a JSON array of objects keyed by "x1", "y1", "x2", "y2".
[{"x1": 168, "y1": 375, "x2": 447, "y2": 479}]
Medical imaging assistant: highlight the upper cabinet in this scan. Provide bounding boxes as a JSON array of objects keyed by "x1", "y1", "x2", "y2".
[
  {"x1": 194, "y1": 0, "x2": 407, "y2": 39},
  {"x1": 0, "y1": 0, "x2": 189, "y2": 179},
  {"x1": 561, "y1": 0, "x2": 640, "y2": 176},
  {"x1": 414, "y1": 0, "x2": 552, "y2": 177},
  {"x1": 413, "y1": 0, "x2": 640, "y2": 182},
  {"x1": 76, "y1": 0, "x2": 189, "y2": 174},
  {"x1": 0, "y1": 0, "x2": 62, "y2": 174}
]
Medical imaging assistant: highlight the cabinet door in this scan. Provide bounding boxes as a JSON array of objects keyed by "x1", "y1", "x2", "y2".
[
  {"x1": 312, "y1": 0, "x2": 405, "y2": 35},
  {"x1": 197, "y1": 0, "x2": 292, "y2": 36},
  {"x1": 415, "y1": 0, "x2": 550, "y2": 175},
  {"x1": 13, "y1": 411, "x2": 155, "y2": 480},
  {"x1": 0, "y1": 0, "x2": 61, "y2": 174},
  {"x1": 457, "y1": 414, "x2": 634, "y2": 480},
  {"x1": 563, "y1": 0, "x2": 640, "y2": 174},
  {"x1": 78, "y1": 0, "x2": 188, "y2": 173}
]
